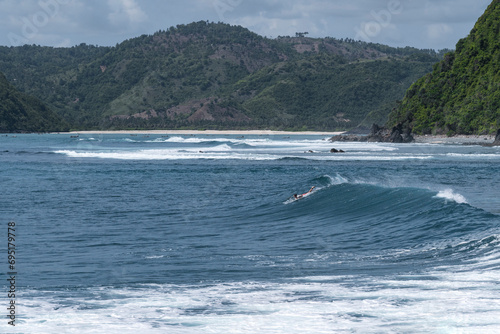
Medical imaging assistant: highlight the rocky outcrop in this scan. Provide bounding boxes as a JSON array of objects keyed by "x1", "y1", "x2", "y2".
[
  {"x1": 484, "y1": 129, "x2": 500, "y2": 146},
  {"x1": 493, "y1": 129, "x2": 500, "y2": 146},
  {"x1": 330, "y1": 123, "x2": 414, "y2": 143},
  {"x1": 367, "y1": 123, "x2": 414, "y2": 143},
  {"x1": 329, "y1": 134, "x2": 363, "y2": 142}
]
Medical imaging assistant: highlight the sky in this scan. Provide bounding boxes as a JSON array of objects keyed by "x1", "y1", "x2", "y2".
[{"x1": 0, "y1": 0, "x2": 493, "y2": 50}]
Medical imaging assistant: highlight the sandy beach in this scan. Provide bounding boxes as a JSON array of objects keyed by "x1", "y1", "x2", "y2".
[{"x1": 69, "y1": 130, "x2": 345, "y2": 136}]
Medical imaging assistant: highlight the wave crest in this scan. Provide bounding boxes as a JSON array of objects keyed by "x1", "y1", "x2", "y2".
[{"x1": 435, "y1": 189, "x2": 468, "y2": 204}]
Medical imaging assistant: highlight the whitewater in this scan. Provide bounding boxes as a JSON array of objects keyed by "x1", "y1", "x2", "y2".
[{"x1": 1, "y1": 133, "x2": 500, "y2": 333}]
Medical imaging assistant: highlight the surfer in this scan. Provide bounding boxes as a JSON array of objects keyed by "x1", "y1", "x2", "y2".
[{"x1": 294, "y1": 186, "x2": 315, "y2": 199}]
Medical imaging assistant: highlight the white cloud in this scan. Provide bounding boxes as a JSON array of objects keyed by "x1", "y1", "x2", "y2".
[
  {"x1": 2, "y1": 0, "x2": 79, "y2": 46},
  {"x1": 108, "y1": 0, "x2": 148, "y2": 26},
  {"x1": 427, "y1": 23, "x2": 453, "y2": 42},
  {"x1": 0, "y1": 0, "x2": 493, "y2": 49}
]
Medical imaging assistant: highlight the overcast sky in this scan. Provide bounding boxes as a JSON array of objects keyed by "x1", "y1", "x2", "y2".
[{"x1": 0, "y1": 0, "x2": 493, "y2": 50}]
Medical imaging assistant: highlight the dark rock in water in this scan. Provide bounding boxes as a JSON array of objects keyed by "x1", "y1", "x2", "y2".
[
  {"x1": 366, "y1": 123, "x2": 390, "y2": 142},
  {"x1": 493, "y1": 129, "x2": 500, "y2": 146},
  {"x1": 485, "y1": 129, "x2": 500, "y2": 146},
  {"x1": 330, "y1": 123, "x2": 414, "y2": 143},
  {"x1": 368, "y1": 123, "x2": 414, "y2": 143},
  {"x1": 330, "y1": 148, "x2": 345, "y2": 153},
  {"x1": 330, "y1": 134, "x2": 363, "y2": 142},
  {"x1": 480, "y1": 129, "x2": 500, "y2": 147}
]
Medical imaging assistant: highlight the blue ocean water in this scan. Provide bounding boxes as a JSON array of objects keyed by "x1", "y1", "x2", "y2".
[{"x1": 1, "y1": 133, "x2": 500, "y2": 333}]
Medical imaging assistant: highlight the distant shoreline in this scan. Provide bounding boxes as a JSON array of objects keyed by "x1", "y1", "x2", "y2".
[
  {"x1": 68, "y1": 130, "x2": 345, "y2": 136},
  {"x1": 41, "y1": 131, "x2": 497, "y2": 144},
  {"x1": 413, "y1": 134, "x2": 495, "y2": 144}
]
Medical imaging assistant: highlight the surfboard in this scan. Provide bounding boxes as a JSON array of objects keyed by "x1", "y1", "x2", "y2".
[
  {"x1": 291, "y1": 192, "x2": 312, "y2": 201},
  {"x1": 284, "y1": 187, "x2": 316, "y2": 204}
]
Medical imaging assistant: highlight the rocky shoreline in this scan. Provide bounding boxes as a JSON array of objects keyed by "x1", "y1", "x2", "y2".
[
  {"x1": 415, "y1": 129, "x2": 500, "y2": 146},
  {"x1": 414, "y1": 134, "x2": 495, "y2": 145},
  {"x1": 329, "y1": 124, "x2": 414, "y2": 143},
  {"x1": 330, "y1": 125, "x2": 500, "y2": 146}
]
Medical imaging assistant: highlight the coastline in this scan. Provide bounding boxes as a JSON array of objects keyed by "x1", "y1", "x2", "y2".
[
  {"x1": 413, "y1": 134, "x2": 495, "y2": 144},
  {"x1": 55, "y1": 131, "x2": 498, "y2": 145},
  {"x1": 68, "y1": 130, "x2": 345, "y2": 136}
]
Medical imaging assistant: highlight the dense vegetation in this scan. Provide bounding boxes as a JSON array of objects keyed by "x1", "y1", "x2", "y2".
[
  {"x1": 0, "y1": 21, "x2": 446, "y2": 131},
  {"x1": 0, "y1": 72, "x2": 68, "y2": 132},
  {"x1": 223, "y1": 55, "x2": 434, "y2": 130},
  {"x1": 388, "y1": 0, "x2": 500, "y2": 135}
]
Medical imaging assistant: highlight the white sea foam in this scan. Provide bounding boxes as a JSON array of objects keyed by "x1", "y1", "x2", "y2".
[
  {"x1": 54, "y1": 134, "x2": 414, "y2": 162},
  {"x1": 55, "y1": 149, "x2": 434, "y2": 162},
  {"x1": 447, "y1": 153, "x2": 500, "y2": 157},
  {"x1": 17, "y1": 266, "x2": 500, "y2": 334},
  {"x1": 140, "y1": 136, "x2": 400, "y2": 152},
  {"x1": 446, "y1": 153, "x2": 500, "y2": 159},
  {"x1": 161, "y1": 136, "x2": 250, "y2": 144},
  {"x1": 435, "y1": 189, "x2": 468, "y2": 204},
  {"x1": 211, "y1": 144, "x2": 232, "y2": 151},
  {"x1": 326, "y1": 174, "x2": 348, "y2": 185},
  {"x1": 54, "y1": 134, "x2": 500, "y2": 162},
  {"x1": 78, "y1": 137, "x2": 99, "y2": 141},
  {"x1": 164, "y1": 136, "x2": 203, "y2": 143},
  {"x1": 302, "y1": 154, "x2": 432, "y2": 161},
  {"x1": 54, "y1": 150, "x2": 277, "y2": 161},
  {"x1": 180, "y1": 144, "x2": 232, "y2": 152},
  {"x1": 144, "y1": 255, "x2": 165, "y2": 259}
]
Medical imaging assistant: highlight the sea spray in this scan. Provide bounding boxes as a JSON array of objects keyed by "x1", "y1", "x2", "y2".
[{"x1": 435, "y1": 189, "x2": 468, "y2": 204}]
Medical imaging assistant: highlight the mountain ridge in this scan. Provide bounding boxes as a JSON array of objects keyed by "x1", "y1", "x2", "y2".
[{"x1": 0, "y1": 21, "x2": 446, "y2": 131}]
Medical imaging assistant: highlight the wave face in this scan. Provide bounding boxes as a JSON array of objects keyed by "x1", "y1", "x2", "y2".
[
  {"x1": 2, "y1": 133, "x2": 500, "y2": 333},
  {"x1": 272, "y1": 174, "x2": 499, "y2": 274}
]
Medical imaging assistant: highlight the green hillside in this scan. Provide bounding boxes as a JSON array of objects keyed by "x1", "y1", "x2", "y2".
[
  {"x1": 0, "y1": 72, "x2": 69, "y2": 133},
  {"x1": 0, "y1": 21, "x2": 445, "y2": 131},
  {"x1": 388, "y1": 0, "x2": 500, "y2": 135},
  {"x1": 220, "y1": 54, "x2": 434, "y2": 130}
]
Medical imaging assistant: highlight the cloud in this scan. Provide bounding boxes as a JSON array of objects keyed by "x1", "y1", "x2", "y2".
[
  {"x1": 108, "y1": 0, "x2": 148, "y2": 26},
  {"x1": 2, "y1": 0, "x2": 80, "y2": 46},
  {"x1": 426, "y1": 23, "x2": 453, "y2": 42},
  {"x1": 0, "y1": 0, "x2": 493, "y2": 49},
  {"x1": 222, "y1": 0, "x2": 367, "y2": 38}
]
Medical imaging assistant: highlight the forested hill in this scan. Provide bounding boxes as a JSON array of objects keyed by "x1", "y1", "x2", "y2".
[
  {"x1": 0, "y1": 21, "x2": 446, "y2": 131},
  {"x1": 388, "y1": 0, "x2": 500, "y2": 135},
  {"x1": 0, "y1": 72, "x2": 69, "y2": 133}
]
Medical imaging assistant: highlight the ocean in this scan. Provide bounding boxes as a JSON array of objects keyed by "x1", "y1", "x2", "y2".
[{"x1": 1, "y1": 133, "x2": 500, "y2": 333}]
